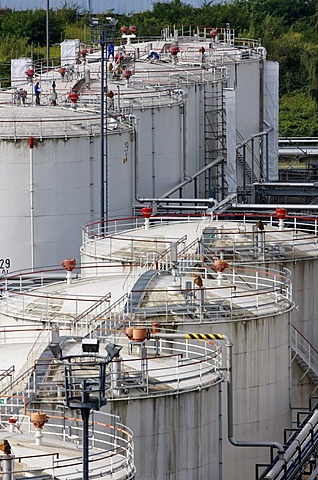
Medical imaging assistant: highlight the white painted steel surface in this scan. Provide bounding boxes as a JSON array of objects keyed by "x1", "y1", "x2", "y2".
[
  {"x1": 0, "y1": 123, "x2": 132, "y2": 271},
  {"x1": 11, "y1": 58, "x2": 32, "y2": 88},
  {"x1": 265, "y1": 61, "x2": 279, "y2": 181},
  {"x1": 214, "y1": 311, "x2": 290, "y2": 479},
  {"x1": 133, "y1": 101, "x2": 183, "y2": 199},
  {"x1": 1, "y1": 333, "x2": 223, "y2": 480},
  {"x1": 109, "y1": 381, "x2": 221, "y2": 479},
  {"x1": 0, "y1": 227, "x2": 294, "y2": 480},
  {"x1": 60, "y1": 39, "x2": 80, "y2": 66},
  {"x1": 0, "y1": 31, "x2": 271, "y2": 272},
  {"x1": 230, "y1": 60, "x2": 263, "y2": 182}
]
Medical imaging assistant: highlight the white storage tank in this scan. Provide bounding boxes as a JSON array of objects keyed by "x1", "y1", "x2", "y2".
[
  {"x1": 79, "y1": 214, "x2": 294, "y2": 479},
  {"x1": 0, "y1": 108, "x2": 133, "y2": 271}
]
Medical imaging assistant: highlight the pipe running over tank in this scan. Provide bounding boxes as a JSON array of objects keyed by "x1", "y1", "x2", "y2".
[{"x1": 128, "y1": 330, "x2": 285, "y2": 457}]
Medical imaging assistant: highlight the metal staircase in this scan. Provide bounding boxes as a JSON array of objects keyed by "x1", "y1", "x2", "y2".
[
  {"x1": 256, "y1": 396, "x2": 318, "y2": 479},
  {"x1": 237, "y1": 151, "x2": 258, "y2": 184},
  {"x1": 236, "y1": 130, "x2": 264, "y2": 201},
  {"x1": 290, "y1": 324, "x2": 318, "y2": 385},
  {"x1": 254, "y1": 326, "x2": 318, "y2": 479}
]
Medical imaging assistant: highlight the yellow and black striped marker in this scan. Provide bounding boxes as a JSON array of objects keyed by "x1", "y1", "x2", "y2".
[{"x1": 185, "y1": 333, "x2": 223, "y2": 340}]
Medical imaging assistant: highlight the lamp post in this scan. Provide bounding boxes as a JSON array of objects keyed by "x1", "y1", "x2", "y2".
[
  {"x1": 89, "y1": 17, "x2": 117, "y2": 227},
  {"x1": 46, "y1": 0, "x2": 50, "y2": 73},
  {"x1": 61, "y1": 341, "x2": 122, "y2": 480}
]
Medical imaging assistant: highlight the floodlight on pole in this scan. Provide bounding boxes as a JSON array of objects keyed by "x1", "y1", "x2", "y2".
[
  {"x1": 46, "y1": 0, "x2": 50, "y2": 72},
  {"x1": 105, "y1": 342, "x2": 122, "y2": 360},
  {"x1": 60, "y1": 347, "x2": 121, "y2": 480}
]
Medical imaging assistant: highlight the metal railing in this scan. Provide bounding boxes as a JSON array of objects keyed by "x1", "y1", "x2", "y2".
[
  {"x1": 72, "y1": 292, "x2": 112, "y2": 327},
  {"x1": 5, "y1": 336, "x2": 223, "y2": 401},
  {"x1": 73, "y1": 292, "x2": 129, "y2": 338},
  {"x1": 256, "y1": 407, "x2": 318, "y2": 479},
  {"x1": 0, "y1": 408, "x2": 136, "y2": 480},
  {"x1": 0, "y1": 112, "x2": 131, "y2": 140},
  {"x1": 74, "y1": 265, "x2": 293, "y2": 335},
  {"x1": 81, "y1": 213, "x2": 318, "y2": 264},
  {"x1": 0, "y1": 267, "x2": 111, "y2": 325},
  {"x1": 0, "y1": 260, "x2": 293, "y2": 344},
  {"x1": 290, "y1": 324, "x2": 318, "y2": 377},
  {"x1": 51, "y1": 265, "x2": 292, "y2": 333},
  {"x1": 81, "y1": 218, "x2": 188, "y2": 262},
  {"x1": 120, "y1": 266, "x2": 293, "y2": 324}
]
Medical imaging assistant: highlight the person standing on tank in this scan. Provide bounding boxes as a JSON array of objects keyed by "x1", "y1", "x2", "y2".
[
  {"x1": 107, "y1": 43, "x2": 115, "y2": 61},
  {"x1": 34, "y1": 81, "x2": 41, "y2": 105}
]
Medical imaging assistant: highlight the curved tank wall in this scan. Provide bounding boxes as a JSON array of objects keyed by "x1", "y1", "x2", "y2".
[
  {"x1": 0, "y1": 125, "x2": 132, "y2": 271},
  {"x1": 280, "y1": 258, "x2": 318, "y2": 349},
  {"x1": 258, "y1": 257, "x2": 318, "y2": 354},
  {"x1": 107, "y1": 382, "x2": 222, "y2": 479},
  {"x1": 258, "y1": 255, "x2": 318, "y2": 410},
  {"x1": 226, "y1": 59, "x2": 262, "y2": 184},
  {"x1": 228, "y1": 60, "x2": 262, "y2": 140},
  {"x1": 129, "y1": 99, "x2": 184, "y2": 199},
  {"x1": 182, "y1": 81, "x2": 205, "y2": 182},
  {"x1": 77, "y1": 216, "x2": 294, "y2": 479},
  {"x1": 175, "y1": 310, "x2": 291, "y2": 479}
]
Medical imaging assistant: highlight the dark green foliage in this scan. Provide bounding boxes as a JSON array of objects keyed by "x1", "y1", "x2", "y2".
[
  {"x1": 280, "y1": 92, "x2": 318, "y2": 137},
  {"x1": 0, "y1": 61, "x2": 11, "y2": 88},
  {"x1": 0, "y1": 10, "x2": 61, "y2": 45}
]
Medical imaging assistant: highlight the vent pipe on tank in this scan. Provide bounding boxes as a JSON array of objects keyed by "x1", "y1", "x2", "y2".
[
  {"x1": 62, "y1": 258, "x2": 76, "y2": 285},
  {"x1": 276, "y1": 207, "x2": 287, "y2": 231},
  {"x1": 28, "y1": 137, "x2": 35, "y2": 270},
  {"x1": 141, "y1": 207, "x2": 152, "y2": 230},
  {"x1": 214, "y1": 259, "x2": 228, "y2": 286}
]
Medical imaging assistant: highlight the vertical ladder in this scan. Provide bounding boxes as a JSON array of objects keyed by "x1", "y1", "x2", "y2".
[{"x1": 203, "y1": 80, "x2": 227, "y2": 200}]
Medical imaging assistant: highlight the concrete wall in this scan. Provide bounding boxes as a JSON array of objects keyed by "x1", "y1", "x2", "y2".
[
  {"x1": 108, "y1": 381, "x2": 222, "y2": 479},
  {"x1": 177, "y1": 311, "x2": 291, "y2": 480}
]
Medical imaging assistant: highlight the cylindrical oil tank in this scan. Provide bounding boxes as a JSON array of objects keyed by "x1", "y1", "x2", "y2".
[
  {"x1": 173, "y1": 302, "x2": 291, "y2": 479},
  {"x1": 78, "y1": 216, "x2": 293, "y2": 480},
  {"x1": 108, "y1": 382, "x2": 222, "y2": 479},
  {"x1": 0, "y1": 109, "x2": 133, "y2": 272},
  {"x1": 121, "y1": 92, "x2": 184, "y2": 200}
]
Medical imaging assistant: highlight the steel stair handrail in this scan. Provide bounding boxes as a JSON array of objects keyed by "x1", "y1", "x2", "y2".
[{"x1": 290, "y1": 324, "x2": 318, "y2": 382}]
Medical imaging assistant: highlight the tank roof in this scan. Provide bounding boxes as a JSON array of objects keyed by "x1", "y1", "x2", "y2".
[
  {"x1": 0, "y1": 30, "x2": 264, "y2": 139},
  {"x1": 82, "y1": 213, "x2": 318, "y2": 263},
  {"x1": 0, "y1": 410, "x2": 135, "y2": 479}
]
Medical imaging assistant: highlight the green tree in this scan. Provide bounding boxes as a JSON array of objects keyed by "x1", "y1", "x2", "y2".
[
  {"x1": 0, "y1": 33, "x2": 30, "y2": 60},
  {"x1": 280, "y1": 92, "x2": 318, "y2": 137},
  {"x1": 301, "y1": 44, "x2": 318, "y2": 105},
  {"x1": 269, "y1": 32, "x2": 307, "y2": 95},
  {"x1": 0, "y1": 9, "x2": 61, "y2": 46}
]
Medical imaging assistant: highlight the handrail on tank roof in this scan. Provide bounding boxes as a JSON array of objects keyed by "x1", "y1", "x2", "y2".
[
  {"x1": 0, "y1": 409, "x2": 136, "y2": 479},
  {"x1": 82, "y1": 210, "x2": 318, "y2": 233}
]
